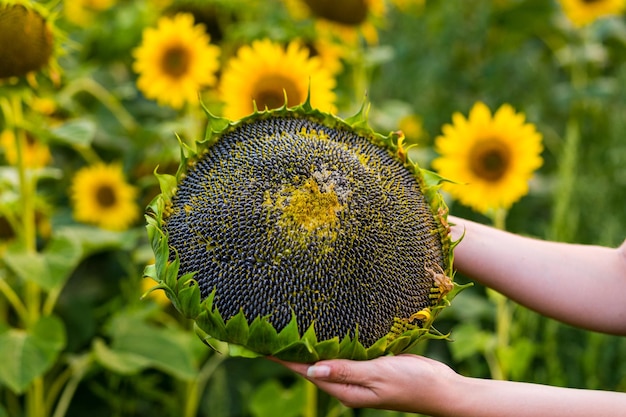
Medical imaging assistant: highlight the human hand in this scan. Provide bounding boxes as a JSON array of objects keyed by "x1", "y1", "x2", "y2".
[{"x1": 272, "y1": 354, "x2": 460, "y2": 414}]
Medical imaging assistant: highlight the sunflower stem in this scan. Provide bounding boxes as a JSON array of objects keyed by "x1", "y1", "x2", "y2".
[
  {"x1": 6, "y1": 92, "x2": 46, "y2": 417},
  {"x1": 487, "y1": 208, "x2": 510, "y2": 380},
  {"x1": 63, "y1": 77, "x2": 138, "y2": 133},
  {"x1": 183, "y1": 352, "x2": 225, "y2": 417},
  {"x1": 304, "y1": 378, "x2": 318, "y2": 417},
  {"x1": 0, "y1": 273, "x2": 29, "y2": 324}
]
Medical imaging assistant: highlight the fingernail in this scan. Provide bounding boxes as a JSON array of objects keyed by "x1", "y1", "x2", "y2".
[{"x1": 307, "y1": 365, "x2": 331, "y2": 378}]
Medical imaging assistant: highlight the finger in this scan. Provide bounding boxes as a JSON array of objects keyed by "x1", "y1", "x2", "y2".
[
  {"x1": 306, "y1": 359, "x2": 378, "y2": 385},
  {"x1": 267, "y1": 357, "x2": 310, "y2": 377}
]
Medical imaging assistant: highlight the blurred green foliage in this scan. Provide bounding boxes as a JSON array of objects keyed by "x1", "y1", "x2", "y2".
[{"x1": 0, "y1": 1, "x2": 625, "y2": 417}]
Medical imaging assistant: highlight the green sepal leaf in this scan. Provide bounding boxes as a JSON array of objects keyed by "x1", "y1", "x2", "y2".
[
  {"x1": 314, "y1": 337, "x2": 341, "y2": 360},
  {"x1": 337, "y1": 333, "x2": 367, "y2": 360},
  {"x1": 277, "y1": 312, "x2": 300, "y2": 346},
  {"x1": 225, "y1": 310, "x2": 250, "y2": 346},
  {"x1": 366, "y1": 334, "x2": 389, "y2": 359},
  {"x1": 196, "y1": 309, "x2": 227, "y2": 343},
  {"x1": 300, "y1": 322, "x2": 318, "y2": 346},
  {"x1": 386, "y1": 335, "x2": 412, "y2": 355},
  {"x1": 176, "y1": 276, "x2": 202, "y2": 319},
  {"x1": 247, "y1": 317, "x2": 280, "y2": 355},
  {"x1": 228, "y1": 343, "x2": 263, "y2": 358},
  {"x1": 156, "y1": 170, "x2": 177, "y2": 197},
  {"x1": 273, "y1": 340, "x2": 318, "y2": 363}
]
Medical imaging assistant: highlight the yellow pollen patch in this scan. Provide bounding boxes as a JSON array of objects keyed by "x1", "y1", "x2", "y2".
[{"x1": 279, "y1": 177, "x2": 342, "y2": 232}]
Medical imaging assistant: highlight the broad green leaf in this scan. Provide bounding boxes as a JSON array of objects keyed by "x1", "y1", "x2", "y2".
[
  {"x1": 249, "y1": 379, "x2": 306, "y2": 417},
  {"x1": 2, "y1": 226, "x2": 135, "y2": 291},
  {"x1": 448, "y1": 323, "x2": 494, "y2": 362},
  {"x1": 0, "y1": 316, "x2": 66, "y2": 393},
  {"x1": 110, "y1": 318, "x2": 197, "y2": 380},
  {"x1": 50, "y1": 119, "x2": 97, "y2": 147},
  {"x1": 93, "y1": 338, "x2": 151, "y2": 375}
]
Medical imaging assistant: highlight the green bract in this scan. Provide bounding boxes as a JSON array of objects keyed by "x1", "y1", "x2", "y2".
[{"x1": 145, "y1": 99, "x2": 464, "y2": 363}]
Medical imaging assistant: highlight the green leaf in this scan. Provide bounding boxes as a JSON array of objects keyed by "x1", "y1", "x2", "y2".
[
  {"x1": 277, "y1": 313, "x2": 300, "y2": 346},
  {"x1": 273, "y1": 340, "x2": 318, "y2": 363},
  {"x1": 93, "y1": 338, "x2": 151, "y2": 375},
  {"x1": 0, "y1": 316, "x2": 66, "y2": 393},
  {"x1": 50, "y1": 119, "x2": 97, "y2": 147},
  {"x1": 2, "y1": 226, "x2": 134, "y2": 291},
  {"x1": 314, "y1": 338, "x2": 340, "y2": 360},
  {"x1": 366, "y1": 335, "x2": 389, "y2": 359},
  {"x1": 386, "y1": 335, "x2": 412, "y2": 356},
  {"x1": 247, "y1": 317, "x2": 280, "y2": 355},
  {"x1": 176, "y1": 278, "x2": 202, "y2": 319},
  {"x1": 195, "y1": 309, "x2": 228, "y2": 342},
  {"x1": 448, "y1": 323, "x2": 494, "y2": 362},
  {"x1": 337, "y1": 334, "x2": 367, "y2": 360},
  {"x1": 225, "y1": 310, "x2": 250, "y2": 346},
  {"x1": 109, "y1": 317, "x2": 197, "y2": 380},
  {"x1": 249, "y1": 379, "x2": 306, "y2": 417}
]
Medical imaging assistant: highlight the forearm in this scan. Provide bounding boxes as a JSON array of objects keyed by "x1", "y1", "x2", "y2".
[
  {"x1": 444, "y1": 375, "x2": 626, "y2": 417},
  {"x1": 448, "y1": 216, "x2": 626, "y2": 334}
]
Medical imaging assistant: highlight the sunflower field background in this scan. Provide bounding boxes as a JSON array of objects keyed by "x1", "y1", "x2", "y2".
[{"x1": 1, "y1": 0, "x2": 626, "y2": 416}]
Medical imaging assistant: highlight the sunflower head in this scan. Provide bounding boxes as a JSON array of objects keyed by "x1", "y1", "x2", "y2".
[
  {"x1": 219, "y1": 39, "x2": 336, "y2": 120},
  {"x1": 145, "y1": 98, "x2": 464, "y2": 362},
  {"x1": 70, "y1": 163, "x2": 139, "y2": 231},
  {"x1": 558, "y1": 0, "x2": 626, "y2": 27},
  {"x1": 286, "y1": 0, "x2": 385, "y2": 45},
  {"x1": 0, "y1": 3, "x2": 54, "y2": 80},
  {"x1": 132, "y1": 12, "x2": 221, "y2": 109},
  {"x1": 432, "y1": 102, "x2": 543, "y2": 214}
]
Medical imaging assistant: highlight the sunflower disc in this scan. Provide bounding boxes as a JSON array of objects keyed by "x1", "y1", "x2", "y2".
[{"x1": 145, "y1": 102, "x2": 460, "y2": 362}]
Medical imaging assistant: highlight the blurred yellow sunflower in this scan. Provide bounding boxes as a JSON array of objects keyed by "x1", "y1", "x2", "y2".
[
  {"x1": 141, "y1": 276, "x2": 170, "y2": 306},
  {"x1": 219, "y1": 38, "x2": 336, "y2": 120},
  {"x1": 70, "y1": 163, "x2": 139, "y2": 231},
  {"x1": 432, "y1": 102, "x2": 543, "y2": 214},
  {"x1": 63, "y1": 0, "x2": 115, "y2": 27},
  {"x1": 132, "y1": 13, "x2": 220, "y2": 109},
  {"x1": 558, "y1": 0, "x2": 626, "y2": 27},
  {"x1": 0, "y1": 130, "x2": 51, "y2": 168},
  {"x1": 283, "y1": 0, "x2": 385, "y2": 45}
]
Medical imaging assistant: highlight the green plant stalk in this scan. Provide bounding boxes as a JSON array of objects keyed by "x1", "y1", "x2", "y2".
[
  {"x1": 304, "y1": 379, "x2": 318, "y2": 417},
  {"x1": 0, "y1": 274, "x2": 29, "y2": 323},
  {"x1": 50, "y1": 355, "x2": 93, "y2": 417},
  {"x1": 183, "y1": 353, "x2": 226, "y2": 417},
  {"x1": 63, "y1": 77, "x2": 138, "y2": 133},
  {"x1": 549, "y1": 117, "x2": 579, "y2": 243},
  {"x1": 8, "y1": 93, "x2": 45, "y2": 417},
  {"x1": 488, "y1": 208, "x2": 511, "y2": 380}
]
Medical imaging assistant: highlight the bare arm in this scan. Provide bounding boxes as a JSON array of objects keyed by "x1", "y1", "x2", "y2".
[
  {"x1": 276, "y1": 355, "x2": 626, "y2": 417},
  {"x1": 449, "y1": 215, "x2": 626, "y2": 335}
]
